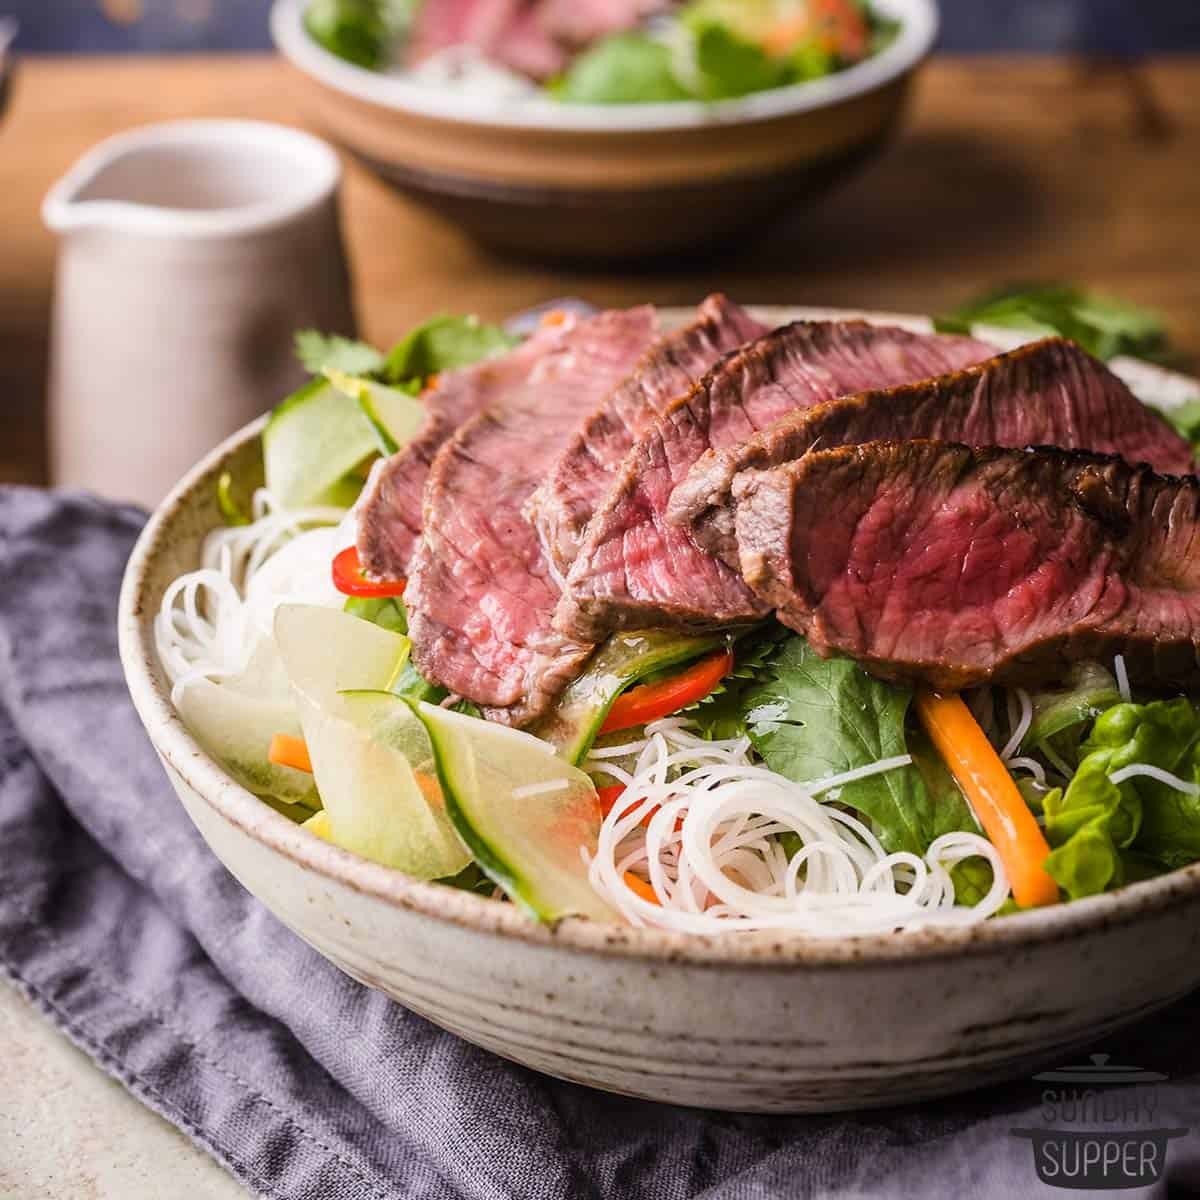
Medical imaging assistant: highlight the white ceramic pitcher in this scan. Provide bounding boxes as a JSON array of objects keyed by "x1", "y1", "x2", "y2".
[{"x1": 44, "y1": 120, "x2": 356, "y2": 508}]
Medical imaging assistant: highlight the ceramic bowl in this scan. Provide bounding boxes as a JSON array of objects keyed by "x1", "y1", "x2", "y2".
[
  {"x1": 270, "y1": 0, "x2": 937, "y2": 260},
  {"x1": 119, "y1": 307, "x2": 1200, "y2": 1114}
]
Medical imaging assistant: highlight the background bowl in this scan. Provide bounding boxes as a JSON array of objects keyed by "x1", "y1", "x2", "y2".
[
  {"x1": 270, "y1": 0, "x2": 937, "y2": 260},
  {"x1": 119, "y1": 307, "x2": 1200, "y2": 1114}
]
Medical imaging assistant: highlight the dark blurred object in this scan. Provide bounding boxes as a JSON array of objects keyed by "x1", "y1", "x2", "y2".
[
  {"x1": 0, "y1": 17, "x2": 14, "y2": 123},
  {"x1": 939, "y1": 0, "x2": 1200, "y2": 55},
  {"x1": 5, "y1": 0, "x2": 1200, "y2": 54}
]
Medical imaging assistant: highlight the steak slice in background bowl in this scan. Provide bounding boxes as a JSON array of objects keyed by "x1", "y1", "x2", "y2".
[
  {"x1": 527, "y1": 293, "x2": 766, "y2": 575},
  {"x1": 405, "y1": 306, "x2": 659, "y2": 725},
  {"x1": 733, "y1": 440, "x2": 1200, "y2": 691},
  {"x1": 556, "y1": 321, "x2": 993, "y2": 642},
  {"x1": 670, "y1": 337, "x2": 1198, "y2": 570}
]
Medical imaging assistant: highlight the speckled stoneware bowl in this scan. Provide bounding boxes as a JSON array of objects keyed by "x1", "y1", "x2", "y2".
[
  {"x1": 119, "y1": 307, "x2": 1200, "y2": 1114},
  {"x1": 270, "y1": 0, "x2": 936, "y2": 260}
]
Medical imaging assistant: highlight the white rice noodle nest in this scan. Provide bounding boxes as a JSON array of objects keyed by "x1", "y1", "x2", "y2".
[
  {"x1": 154, "y1": 488, "x2": 354, "y2": 705},
  {"x1": 586, "y1": 718, "x2": 1010, "y2": 936}
]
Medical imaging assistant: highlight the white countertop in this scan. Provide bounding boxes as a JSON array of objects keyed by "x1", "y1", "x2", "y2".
[{"x1": 0, "y1": 981, "x2": 251, "y2": 1199}]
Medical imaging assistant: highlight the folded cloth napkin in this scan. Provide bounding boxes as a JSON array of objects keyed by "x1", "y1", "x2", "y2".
[{"x1": 2, "y1": 484, "x2": 1199, "y2": 1200}]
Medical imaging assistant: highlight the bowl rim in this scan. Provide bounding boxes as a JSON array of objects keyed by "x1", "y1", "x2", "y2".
[
  {"x1": 269, "y1": 0, "x2": 938, "y2": 133},
  {"x1": 118, "y1": 304, "x2": 1200, "y2": 970}
]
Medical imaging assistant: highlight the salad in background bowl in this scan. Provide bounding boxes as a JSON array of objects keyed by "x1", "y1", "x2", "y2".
[
  {"x1": 302, "y1": 0, "x2": 901, "y2": 105},
  {"x1": 270, "y1": 0, "x2": 936, "y2": 259}
]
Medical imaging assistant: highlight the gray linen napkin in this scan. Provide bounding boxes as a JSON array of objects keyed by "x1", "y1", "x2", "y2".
[{"x1": 1, "y1": 484, "x2": 1198, "y2": 1200}]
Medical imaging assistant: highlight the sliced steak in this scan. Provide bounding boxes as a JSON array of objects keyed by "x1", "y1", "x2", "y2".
[
  {"x1": 556, "y1": 321, "x2": 994, "y2": 642},
  {"x1": 734, "y1": 441, "x2": 1200, "y2": 691},
  {"x1": 357, "y1": 320, "x2": 570, "y2": 580},
  {"x1": 528, "y1": 294, "x2": 766, "y2": 574},
  {"x1": 406, "y1": 306, "x2": 659, "y2": 724},
  {"x1": 670, "y1": 337, "x2": 1197, "y2": 569}
]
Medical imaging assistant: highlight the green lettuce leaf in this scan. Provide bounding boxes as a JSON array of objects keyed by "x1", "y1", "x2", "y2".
[
  {"x1": 304, "y1": 0, "x2": 390, "y2": 69},
  {"x1": 738, "y1": 635, "x2": 979, "y2": 856},
  {"x1": 1043, "y1": 699, "x2": 1200, "y2": 898},
  {"x1": 384, "y1": 315, "x2": 518, "y2": 388},
  {"x1": 552, "y1": 33, "x2": 693, "y2": 104},
  {"x1": 691, "y1": 23, "x2": 789, "y2": 98}
]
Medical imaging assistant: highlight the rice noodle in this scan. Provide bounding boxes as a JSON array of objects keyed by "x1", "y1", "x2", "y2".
[
  {"x1": 1006, "y1": 756, "x2": 1048, "y2": 786},
  {"x1": 1109, "y1": 763, "x2": 1200, "y2": 796},
  {"x1": 154, "y1": 488, "x2": 353, "y2": 702},
  {"x1": 1114, "y1": 654, "x2": 1132, "y2": 703},
  {"x1": 586, "y1": 718, "x2": 1010, "y2": 935},
  {"x1": 1000, "y1": 688, "x2": 1033, "y2": 762}
]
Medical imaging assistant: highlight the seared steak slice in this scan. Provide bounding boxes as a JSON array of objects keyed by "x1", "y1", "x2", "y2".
[
  {"x1": 734, "y1": 441, "x2": 1200, "y2": 691},
  {"x1": 557, "y1": 321, "x2": 993, "y2": 641},
  {"x1": 357, "y1": 320, "x2": 570, "y2": 580},
  {"x1": 528, "y1": 294, "x2": 766, "y2": 574},
  {"x1": 406, "y1": 306, "x2": 659, "y2": 724},
  {"x1": 671, "y1": 337, "x2": 1197, "y2": 569}
]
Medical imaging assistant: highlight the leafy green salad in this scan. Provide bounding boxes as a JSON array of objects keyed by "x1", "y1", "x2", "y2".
[
  {"x1": 154, "y1": 295, "x2": 1200, "y2": 936},
  {"x1": 304, "y1": 0, "x2": 900, "y2": 105}
]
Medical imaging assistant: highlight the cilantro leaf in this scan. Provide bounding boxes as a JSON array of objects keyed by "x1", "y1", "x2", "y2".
[
  {"x1": 294, "y1": 330, "x2": 386, "y2": 377},
  {"x1": 737, "y1": 635, "x2": 980, "y2": 856},
  {"x1": 384, "y1": 315, "x2": 518, "y2": 387}
]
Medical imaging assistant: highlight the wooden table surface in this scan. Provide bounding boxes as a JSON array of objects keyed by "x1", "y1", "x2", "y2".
[{"x1": 1, "y1": 54, "x2": 1199, "y2": 486}]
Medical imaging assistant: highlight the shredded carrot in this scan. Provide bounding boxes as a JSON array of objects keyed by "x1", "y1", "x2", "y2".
[
  {"x1": 541, "y1": 309, "x2": 568, "y2": 327},
  {"x1": 916, "y1": 691, "x2": 1059, "y2": 909},
  {"x1": 422, "y1": 373, "x2": 440, "y2": 393},
  {"x1": 624, "y1": 872, "x2": 660, "y2": 906},
  {"x1": 268, "y1": 733, "x2": 313, "y2": 774}
]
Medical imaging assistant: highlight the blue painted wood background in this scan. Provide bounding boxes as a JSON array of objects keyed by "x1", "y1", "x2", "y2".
[{"x1": 4, "y1": 0, "x2": 1200, "y2": 54}]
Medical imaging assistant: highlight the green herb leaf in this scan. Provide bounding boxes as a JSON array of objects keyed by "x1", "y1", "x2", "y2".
[
  {"x1": 685, "y1": 622, "x2": 790, "y2": 741},
  {"x1": 933, "y1": 283, "x2": 1170, "y2": 362},
  {"x1": 738, "y1": 635, "x2": 978, "y2": 856},
  {"x1": 294, "y1": 329, "x2": 386, "y2": 377},
  {"x1": 552, "y1": 32, "x2": 693, "y2": 104},
  {"x1": 384, "y1": 315, "x2": 519, "y2": 387},
  {"x1": 1166, "y1": 398, "x2": 1200, "y2": 445},
  {"x1": 343, "y1": 595, "x2": 408, "y2": 635}
]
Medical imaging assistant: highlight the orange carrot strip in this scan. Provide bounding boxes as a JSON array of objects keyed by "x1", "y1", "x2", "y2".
[
  {"x1": 268, "y1": 733, "x2": 313, "y2": 774},
  {"x1": 915, "y1": 691, "x2": 1059, "y2": 909},
  {"x1": 624, "y1": 872, "x2": 660, "y2": 906}
]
